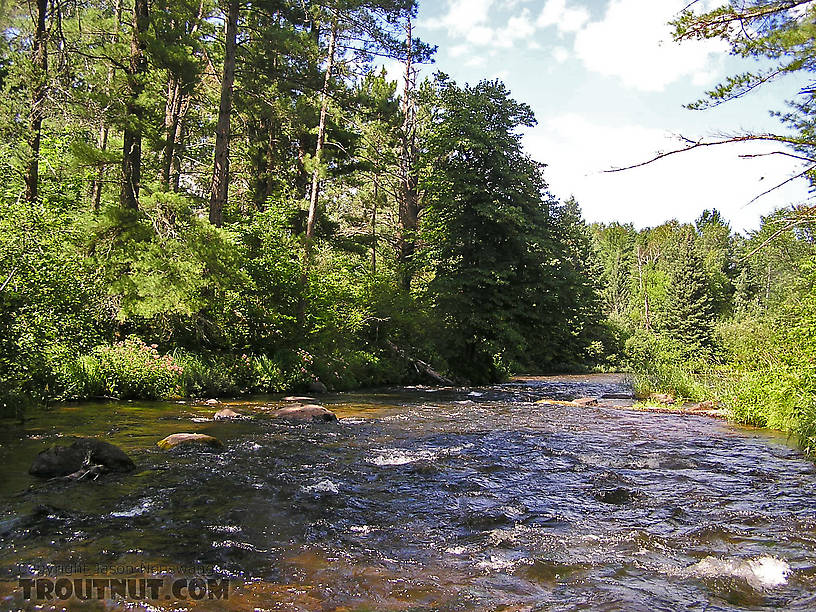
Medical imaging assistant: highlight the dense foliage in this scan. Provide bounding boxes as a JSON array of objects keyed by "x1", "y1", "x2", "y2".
[
  {"x1": 420, "y1": 79, "x2": 604, "y2": 381},
  {"x1": 2, "y1": 0, "x2": 815, "y2": 458},
  {"x1": 0, "y1": 0, "x2": 607, "y2": 416},
  {"x1": 593, "y1": 210, "x2": 816, "y2": 452}
]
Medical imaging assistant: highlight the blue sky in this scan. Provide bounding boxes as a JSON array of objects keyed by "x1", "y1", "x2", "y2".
[{"x1": 386, "y1": 0, "x2": 813, "y2": 232}]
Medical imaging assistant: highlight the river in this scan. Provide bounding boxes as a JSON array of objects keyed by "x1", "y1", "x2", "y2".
[{"x1": 1, "y1": 374, "x2": 815, "y2": 611}]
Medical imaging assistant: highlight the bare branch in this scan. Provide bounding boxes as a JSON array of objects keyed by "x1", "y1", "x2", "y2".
[
  {"x1": 742, "y1": 218, "x2": 806, "y2": 259},
  {"x1": 738, "y1": 150, "x2": 816, "y2": 164},
  {"x1": 742, "y1": 164, "x2": 816, "y2": 207},
  {"x1": 0, "y1": 267, "x2": 17, "y2": 293},
  {"x1": 604, "y1": 133, "x2": 816, "y2": 173}
]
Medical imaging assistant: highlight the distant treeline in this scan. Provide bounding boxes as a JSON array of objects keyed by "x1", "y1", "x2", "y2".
[{"x1": 592, "y1": 210, "x2": 816, "y2": 452}]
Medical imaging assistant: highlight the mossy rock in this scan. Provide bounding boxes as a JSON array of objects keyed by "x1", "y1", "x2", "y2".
[{"x1": 157, "y1": 433, "x2": 224, "y2": 451}]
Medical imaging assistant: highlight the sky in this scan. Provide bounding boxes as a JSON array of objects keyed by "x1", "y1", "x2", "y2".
[{"x1": 383, "y1": 0, "x2": 813, "y2": 233}]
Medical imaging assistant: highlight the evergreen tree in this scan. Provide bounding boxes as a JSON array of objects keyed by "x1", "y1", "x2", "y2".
[
  {"x1": 420, "y1": 77, "x2": 603, "y2": 381},
  {"x1": 592, "y1": 222, "x2": 636, "y2": 318},
  {"x1": 662, "y1": 228, "x2": 715, "y2": 354},
  {"x1": 695, "y1": 209, "x2": 735, "y2": 316},
  {"x1": 527, "y1": 196, "x2": 604, "y2": 370}
]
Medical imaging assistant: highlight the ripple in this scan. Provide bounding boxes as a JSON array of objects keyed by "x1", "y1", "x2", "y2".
[
  {"x1": 368, "y1": 449, "x2": 439, "y2": 466},
  {"x1": 108, "y1": 498, "x2": 157, "y2": 518}
]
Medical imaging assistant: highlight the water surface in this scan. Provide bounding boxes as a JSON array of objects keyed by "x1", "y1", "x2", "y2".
[{"x1": 1, "y1": 374, "x2": 815, "y2": 610}]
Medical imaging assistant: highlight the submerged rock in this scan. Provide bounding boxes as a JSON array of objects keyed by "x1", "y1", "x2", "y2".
[
  {"x1": 213, "y1": 408, "x2": 242, "y2": 421},
  {"x1": 0, "y1": 515, "x2": 22, "y2": 536},
  {"x1": 157, "y1": 433, "x2": 224, "y2": 451},
  {"x1": 29, "y1": 438, "x2": 135, "y2": 478},
  {"x1": 594, "y1": 487, "x2": 636, "y2": 505},
  {"x1": 273, "y1": 404, "x2": 338, "y2": 423},
  {"x1": 572, "y1": 397, "x2": 599, "y2": 407},
  {"x1": 308, "y1": 381, "x2": 328, "y2": 394}
]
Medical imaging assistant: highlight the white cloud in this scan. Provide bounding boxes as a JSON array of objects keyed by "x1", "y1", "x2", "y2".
[
  {"x1": 466, "y1": 25, "x2": 496, "y2": 45},
  {"x1": 573, "y1": 0, "x2": 728, "y2": 92},
  {"x1": 424, "y1": 0, "x2": 725, "y2": 89},
  {"x1": 552, "y1": 45, "x2": 569, "y2": 63},
  {"x1": 423, "y1": 0, "x2": 495, "y2": 36},
  {"x1": 507, "y1": 10, "x2": 537, "y2": 38},
  {"x1": 423, "y1": 0, "x2": 538, "y2": 49},
  {"x1": 523, "y1": 114, "x2": 809, "y2": 232},
  {"x1": 537, "y1": 0, "x2": 590, "y2": 33}
]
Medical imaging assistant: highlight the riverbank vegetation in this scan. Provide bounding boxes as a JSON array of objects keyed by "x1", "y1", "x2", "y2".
[
  {"x1": 592, "y1": 210, "x2": 816, "y2": 451},
  {"x1": 0, "y1": 0, "x2": 607, "y2": 416},
  {"x1": 1, "y1": 0, "x2": 815, "y2": 454},
  {"x1": 600, "y1": 0, "x2": 816, "y2": 451}
]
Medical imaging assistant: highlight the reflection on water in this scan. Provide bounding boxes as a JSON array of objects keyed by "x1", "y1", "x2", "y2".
[{"x1": 1, "y1": 374, "x2": 816, "y2": 610}]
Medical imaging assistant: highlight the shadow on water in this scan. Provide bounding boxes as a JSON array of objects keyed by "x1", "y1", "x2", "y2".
[{"x1": 1, "y1": 374, "x2": 816, "y2": 610}]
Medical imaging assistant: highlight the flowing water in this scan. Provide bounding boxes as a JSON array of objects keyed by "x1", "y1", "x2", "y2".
[{"x1": 1, "y1": 374, "x2": 816, "y2": 611}]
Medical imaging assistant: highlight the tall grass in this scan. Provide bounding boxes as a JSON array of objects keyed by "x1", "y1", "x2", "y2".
[{"x1": 629, "y1": 315, "x2": 816, "y2": 454}]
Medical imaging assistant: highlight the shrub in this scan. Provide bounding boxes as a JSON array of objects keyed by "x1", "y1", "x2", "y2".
[{"x1": 84, "y1": 337, "x2": 184, "y2": 400}]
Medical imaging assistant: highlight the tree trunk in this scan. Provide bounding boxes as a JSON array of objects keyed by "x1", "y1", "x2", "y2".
[
  {"x1": 371, "y1": 177, "x2": 378, "y2": 274},
  {"x1": 163, "y1": 0, "x2": 204, "y2": 192},
  {"x1": 305, "y1": 18, "x2": 338, "y2": 240},
  {"x1": 24, "y1": 0, "x2": 48, "y2": 203},
  {"x1": 636, "y1": 246, "x2": 651, "y2": 331},
  {"x1": 298, "y1": 18, "x2": 338, "y2": 326},
  {"x1": 161, "y1": 76, "x2": 182, "y2": 189},
  {"x1": 209, "y1": 0, "x2": 239, "y2": 227},
  {"x1": 90, "y1": 0, "x2": 123, "y2": 212},
  {"x1": 263, "y1": 119, "x2": 277, "y2": 205},
  {"x1": 396, "y1": 16, "x2": 420, "y2": 291},
  {"x1": 91, "y1": 122, "x2": 109, "y2": 212},
  {"x1": 120, "y1": 0, "x2": 149, "y2": 210},
  {"x1": 170, "y1": 93, "x2": 191, "y2": 191}
]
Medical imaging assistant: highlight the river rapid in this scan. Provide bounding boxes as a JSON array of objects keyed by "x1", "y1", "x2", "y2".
[{"x1": 1, "y1": 374, "x2": 815, "y2": 611}]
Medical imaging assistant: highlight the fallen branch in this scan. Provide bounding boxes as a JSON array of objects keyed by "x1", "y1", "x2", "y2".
[{"x1": 386, "y1": 341, "x2": 454, "y2": 386}]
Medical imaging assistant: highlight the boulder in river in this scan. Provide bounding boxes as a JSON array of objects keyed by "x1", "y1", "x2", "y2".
[
  {"x1": 308, "y1": 381, "x2": 328, "y2": 394},
  {"x1": 157, "y1": 433, "x2": 224, "y2": 451},
  {"x1": 29, "y1": 438, "x2": 135, "y2": 478},
  {"x1": 594, "y1": 487, "x2": 636, "y2": 505},
  {"x1": 273, "y1": 404, "x2": 337, "y2": 423},
  {"x1": 213, "y1": 408, "x2": 242, "y2": 421}
]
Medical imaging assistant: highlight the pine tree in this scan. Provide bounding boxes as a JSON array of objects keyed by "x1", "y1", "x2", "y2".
[{"x1": 662, "y1": 229, "x2": 716, "y2": 354}]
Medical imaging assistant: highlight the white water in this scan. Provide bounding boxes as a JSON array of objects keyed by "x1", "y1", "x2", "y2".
[{"x1": 688, "y1": 555, "x2": 791, "y2": 590}]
